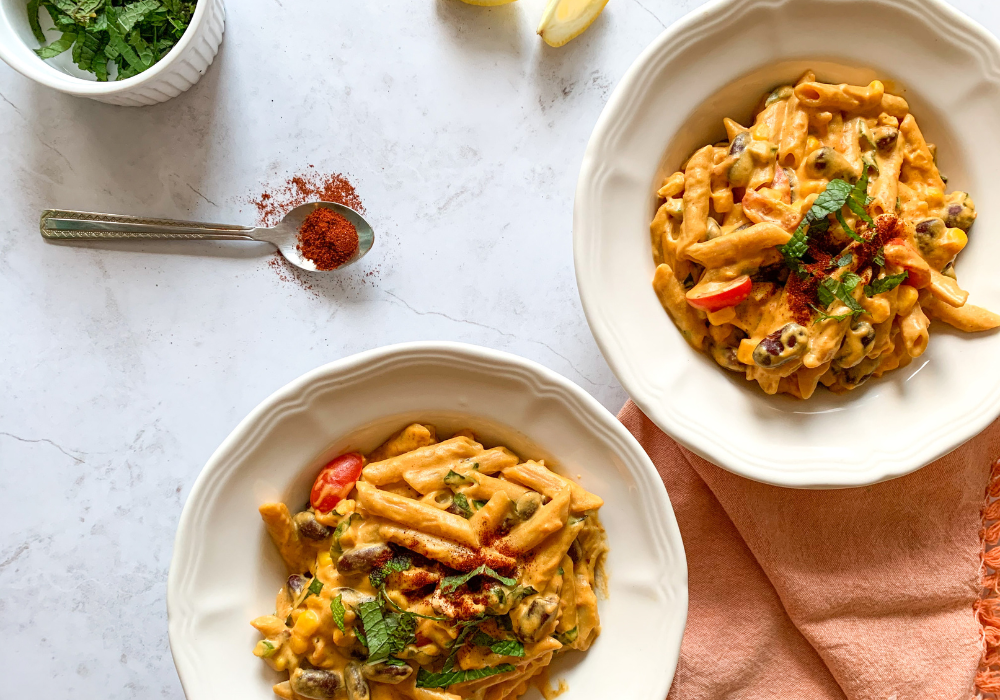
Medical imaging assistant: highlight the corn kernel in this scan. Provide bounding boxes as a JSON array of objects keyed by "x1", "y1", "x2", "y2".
[
  {"x1": 316, "y1": 552, "x2": 332, "y2": 570},
  {"x1": 289, "y1": 634, "x2": 309, "y2": 655},
  {"x1": 897, "y1": 285, "x2": 919, "y2": 316},
  {"x1": 806, "y1": 136, "x2": 821, "y2": 153},
  {"x1": 294, "y1": 609, "x2": 321, "y2": 637}
]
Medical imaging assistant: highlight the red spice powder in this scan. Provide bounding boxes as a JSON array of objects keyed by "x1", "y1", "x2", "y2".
[
  {"x1": 297, "y1": 208, "x2": 359, "y2": 270},
  {"x1": 251, "y1": 171, "x2": 364, "y2": 228}
]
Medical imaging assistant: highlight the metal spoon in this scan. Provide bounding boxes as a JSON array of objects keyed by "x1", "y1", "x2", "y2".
[{"x1": 39, "y1": 202, "x2": 374, "y2": 271}]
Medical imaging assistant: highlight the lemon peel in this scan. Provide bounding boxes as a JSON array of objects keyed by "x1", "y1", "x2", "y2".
[{"x1": 537, "y1": 0, "x2": 610, "y2": 47}]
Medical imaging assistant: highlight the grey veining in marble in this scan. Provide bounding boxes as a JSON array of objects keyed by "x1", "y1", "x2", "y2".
[{"x1": 1, "y1": 0, "x2": 998, "y2": 696}]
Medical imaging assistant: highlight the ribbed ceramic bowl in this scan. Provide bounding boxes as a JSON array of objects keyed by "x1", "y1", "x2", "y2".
[
  {"x1": 574, "y1": 0, "x2": 1000, "y2": 487},
  {"x1": 0, "y1": 0, "x2": 224, "y2": 106},
  {"x1": 167, "y1": 342, "x2": 687, "y2": 700}
]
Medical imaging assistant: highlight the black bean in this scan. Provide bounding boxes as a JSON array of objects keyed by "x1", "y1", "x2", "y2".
[
  {"x1": 287, "y1": 574, "x2": 308, "y2": 598},
  {"x1": 872, "y1": 126, "x2": 899, "y2": 152}
]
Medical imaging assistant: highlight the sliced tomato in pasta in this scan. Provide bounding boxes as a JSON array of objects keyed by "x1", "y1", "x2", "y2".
[
  {"x1": 310, "y1": 452, "x2": 364, "y2": 512},
  {"x1": 686, "y1": 275, "x2": 752, "y2": 312}
]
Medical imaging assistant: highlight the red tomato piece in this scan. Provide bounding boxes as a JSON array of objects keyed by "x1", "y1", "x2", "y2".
[
  {"x1": 883, "y1": 238, "x2": 931, "y2": 289},
  {"x1": 686, "y1": 275, "x2": 752, "y2": 312},
  {"x1": 310, "y1": 452, "x2": 364, "y2": 512}
]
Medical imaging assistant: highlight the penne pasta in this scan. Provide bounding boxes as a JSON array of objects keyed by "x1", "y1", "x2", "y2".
[
  {"x1": 648, "y1": 71, "x2": 991, "y2": 397},
  {"x1": 255, "y1": 424, "x2": 606, "y2": 700}
]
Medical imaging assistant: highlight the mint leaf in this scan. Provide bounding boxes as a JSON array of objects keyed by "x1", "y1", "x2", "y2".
[
  {"x1": 810, "y1": 179, "x2": 854, "y2": 219},
  {"x1": 303, "y1": 577, "x2": 323, "y2": 600},
  {"x1": 809, "y1": 304, "x2": 853, "y2": 324},
  {"x1": 105, "y1": 24, "x2": 143, "y2": 69},
  {"x1": 27, "y1": 0, "x2": 45, "y2": 42},
  {"x1": 555, "y1": 627, "x2": 579, "y2": 645},
  {"x1": 128, "y1": 27, "x2": 154, "y2": 67},
  {"x1": 472, "y1": 632, "x2": 525, "y2": 658},
  {"x1": 330, "y1": 594, "x2": 346, "y2": 633},
  {"x1": 847, "y1": 168, "x2": 874, "y2": 225},
  {"x1": 865, "y1": 271, "x2": 908, "y2": 297},
  {"x1": 35, "y1": 30, "x2": 77, "y2": 58},
  {"x1": 835, "y1": 253, "x2": 853, "y2": 268},
  {"x1": 444, "y1": 470, "x2": 473, "y2": 488},
  {"x1": 416, "y1": 664, "x2": 517, "y2": 689},
  {"x1": 835, "y1": 209, "x2": 865, "y2": 243},
  {"x1": 778, "y1": 226, "x2": 809, "y2": 271},
  {"x1": 369, "y1": 551, "x2": 411, "y2": 589},
  {"x1": 115, "y1": 0, "x2": 161, "y2": 32},
  {"x1": 359, "y1": 600, "x2": 417, "y2": 664},
  {"x1": 874, "y1": 247, "x2": 886, "y2": 266},
  {"x1": 817, "y1": 276, "x2": 864, "y2": 316},
  {"x1": 51, "y1": 0, "x2": 103, "y2": 24},
  {"x1": 439, "y1": 565, "x2": 517, "y2": 594},
  {"x1": 451, "y1": 492, "x2": 472, "y2": 518},
  {"x1": 91, "y1": 48, "x2": 108, "y2": 80}
]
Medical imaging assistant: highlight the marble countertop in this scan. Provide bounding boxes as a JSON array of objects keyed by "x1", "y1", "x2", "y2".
[{"x1": 2, "y1": 0, "x2": 998, "y2": 696}]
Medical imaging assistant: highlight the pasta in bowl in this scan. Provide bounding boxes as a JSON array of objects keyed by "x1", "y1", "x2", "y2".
[
  {"x1": 651, "y1": 71, "x2": 1000, "y2": 398},
  {"x1": 252, "y1": 423, "x2": 607, "y2": 700}
]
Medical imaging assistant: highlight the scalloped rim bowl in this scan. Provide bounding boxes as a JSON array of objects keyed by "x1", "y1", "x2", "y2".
[
  {"x1": 167, "y1": 342, "x2": 687, "y2": 700},
  {"x1": 574, "y1": 0, "x2": 1000, "y2": 488},
  {"x1": 0, "y1": 0, "x2": 225, "y2": 106}
]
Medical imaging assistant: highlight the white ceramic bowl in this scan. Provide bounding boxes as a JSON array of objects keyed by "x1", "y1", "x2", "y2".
[
  {"x1": 0, "y1": 0, "x2": 224, "y2": 106},
  {"x1": 167, "y1": 342, "x2": 687, "y2": 700},
  {"x1": 575, "y1": 0, "x2": 1000, "y2": 488}
]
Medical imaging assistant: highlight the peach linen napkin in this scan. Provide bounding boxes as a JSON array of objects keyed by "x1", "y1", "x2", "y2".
[{"x1": 618, "y1": 400, "x2": 1000, "y2": 700}]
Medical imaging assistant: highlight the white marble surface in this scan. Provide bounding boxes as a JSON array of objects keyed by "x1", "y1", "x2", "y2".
[{"x1": 1, "y1": 0, "x2": 998, "y2": 696}]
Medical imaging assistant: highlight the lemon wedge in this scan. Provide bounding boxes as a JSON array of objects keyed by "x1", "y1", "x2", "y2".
[
  {"x1": 537, "y1": 0, "x2": 610, "y2": 47},
  {"x1": 458, "y1": 0, "x2": 517, "y2": 6}
]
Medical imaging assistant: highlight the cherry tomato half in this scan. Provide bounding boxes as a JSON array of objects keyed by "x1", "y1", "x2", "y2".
[
  {"x1": 686, "y1": 275, "x2": 752, "y2": 312},
  {"x1": 883, "y1": 238, "x2": 931, "y2": 289},
  {"x1": 310, "y1": 452, "x2": 364, "y2": 512}
]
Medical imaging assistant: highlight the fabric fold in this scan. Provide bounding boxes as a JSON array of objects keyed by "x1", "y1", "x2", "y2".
[{"x1": 619, "y1": 400, "x2": 999, "y2": 700}]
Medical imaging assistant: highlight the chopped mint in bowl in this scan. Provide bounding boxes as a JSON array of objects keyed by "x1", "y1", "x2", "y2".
[
  {"x1": 0, "y1": 0, "x2": 225, "y2": 105},
  {"x1": 28, "y1": 0, "x2": 196, "y2": 81}
]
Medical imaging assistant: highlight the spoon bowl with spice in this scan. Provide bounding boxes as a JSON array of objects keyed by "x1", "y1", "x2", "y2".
[{"x1": 38, "y1": 202, "x2": 374, "y2": 272}]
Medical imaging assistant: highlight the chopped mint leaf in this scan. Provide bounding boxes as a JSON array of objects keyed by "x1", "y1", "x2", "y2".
[
  {"x1": 809, "y1": 304, "x2": 853, "y2": 324},
  {"x1": 29, "y1": 0, "x2": 194, "y2": 80},
  {"x1": 35, "y1": 31, "x2": 77, "y2": 58},
  {"x1": 847, "y1": 168, "x2": 874, "y2": 225},
  {"x1": 555, "y1": 627, "x2": 579, "y2": 645},
  {"x1": 451, "y1": 492, "x2": 472, "y2": 518},
  {"x1": 835, "y1": 209, "x2": 865, "y2": 243},
  {"x1": 865, "y1": 271, "x2": 908, "y2": 297},
  {"x1": 444, "y1": 470, "x2": 473, "y2": 488},
  {"x1": 369, "y1": 551, "x2": 411, "y2": 590},
  {"x1": 330, "y1": 595, "x2": 346, "y2": 633},
  {"x1": 416, "y1": 664, "x2": 517, "y2": 689},
  {"x1": 835, "y1": 253, "x2": 853, "y2": 268},
  {"x1": 439, "y1": 565, "x2": 517, "y2": 594},
  {"x1": 874, "y1": 247, "x2": 886, "y2": 266},
  {"x1": 472, "y1": 632, "x2": 525, "y2": 657},
  {"x1": 817, "y1": 276, "x2": 864, "y2": 316},
  {"x1": 27, "y1": 0, "x2": 45, "y2": 42}
]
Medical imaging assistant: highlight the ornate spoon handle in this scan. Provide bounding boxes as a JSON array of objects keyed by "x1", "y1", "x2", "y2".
[{"x1": 40, "y1": 209, "x2": 258, "y2": 241}]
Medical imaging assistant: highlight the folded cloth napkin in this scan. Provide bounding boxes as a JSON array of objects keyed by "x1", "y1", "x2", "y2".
[{"x1": 618, "y1": 400, "x2": 1000, "y2": 700}]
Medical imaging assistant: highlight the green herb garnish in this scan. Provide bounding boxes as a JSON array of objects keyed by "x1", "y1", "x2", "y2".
[
  {"x1": 864, "y1": 271, "x2": 908, "y2": 297},
  {"x1": 451, "y1": 492, "x2": 472, "y2": 518},
  {"x1": 444, "y1": 470, "x2": 474, "y2": 488},
  {"x1": 358, "y1": 600, "x2": 417, "y2": 664},
  {"x1": 28, "y1": 0, "x2": 196, "y2": 81},
  {"x1": 416, "y1": 664, "x2": 517, "y2": 689},
  {"x1": 817, "y1": 274, "x2": 864, "y2": 317},
  {"x1": 330, "y1": 594, "x2": 346, "y2": 633},
  {"x1": 306, "y1": 577, "x2": 323, "y2": 597},
  {"x1": 439, "y1": 565, "x2": 517, "y2": 594},
  {"x1": 472, "y1": 632, "x2": 525, "y2": 657},
  {"x1": 259, "y1": 640, "x2": 277, "y2": 658},
  {"x1": 369, "y1": 551, "x2": 412, "y2": 589},
  {"x1": 555, "y1": 627, "x2": 579, "y2": 645},
  {"x1": 809, "y1": 304, "x2": 853, "y2": 324}
]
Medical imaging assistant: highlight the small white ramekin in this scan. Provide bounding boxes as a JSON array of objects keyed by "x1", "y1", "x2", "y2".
[{"x1": 0, "y1": 0, "x2": 225, "y2": 106}]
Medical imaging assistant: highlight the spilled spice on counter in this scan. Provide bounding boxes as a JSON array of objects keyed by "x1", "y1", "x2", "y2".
[
  {"x1": 297, "y1": 207, "x2": 359, "y2": 270},
  {"x1": 251, "y1": 170, "x2": 364, "y2": 228}
]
